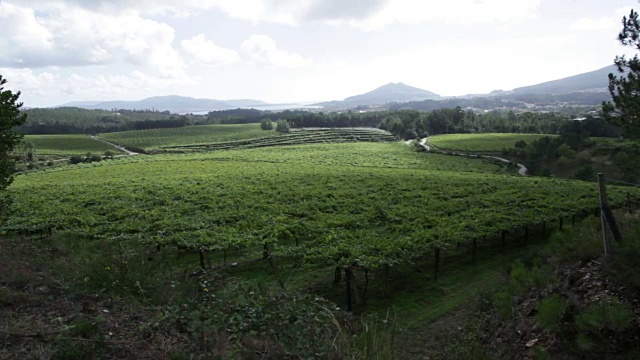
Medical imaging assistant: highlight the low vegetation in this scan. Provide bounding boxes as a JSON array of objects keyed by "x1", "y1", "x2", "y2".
[
  {"x1": 429, "y1": 133, "x2": 552, "y2": 152},
  {"x1": 23, "y1": 135, "x2": 124, "y2": 157}
]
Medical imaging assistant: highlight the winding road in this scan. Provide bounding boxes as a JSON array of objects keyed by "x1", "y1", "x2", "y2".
[
  {"x1": 90, "y1": 135, "x2": 139, "y2": 156},
  {"x1": 416, "y1": 138, "x2": 528, "y2": 176}
]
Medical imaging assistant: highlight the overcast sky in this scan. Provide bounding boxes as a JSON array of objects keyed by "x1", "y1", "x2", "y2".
[{"x1": 0, "y1": 0, "x2": 637, "y2": 107}]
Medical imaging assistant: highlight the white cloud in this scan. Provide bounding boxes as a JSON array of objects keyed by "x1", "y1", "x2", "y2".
[
  {"x1": 347, "y1": 0, "x2": 542, "y2": 30},
  {"x1": 241, "y1": 34, "x2": 311, "y2": 68},
  {"x1": 1, "y1": 67, "x2": 195, "y2": 106},
  {"x1": 0, "y1": 2, "x2": 185, "y2": 78},
  {"x1": 0, "y1": 68, "x2": 58, "y2": 97},
  {"x1": 30, "y1": 0, "x2": 542, "y2": 29},
  {"x1": 569, "y1": 7, "x2": 631, "y2": 32},
  {"x1": 181, "y1": 34, "x2": 240, "y2": 65},
  {"x1": 208, "y1": 0, "x2": 542, "y2": 30}
]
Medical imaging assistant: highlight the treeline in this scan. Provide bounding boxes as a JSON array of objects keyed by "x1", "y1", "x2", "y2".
[
  {"x1": 17, "y1": 107, "x2": 196, "y2": 134},
  {"x1": 268, "y1": 108, "x2": 618, "y2": 140}
]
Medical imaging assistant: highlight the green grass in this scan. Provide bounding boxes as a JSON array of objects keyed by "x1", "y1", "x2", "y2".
[
  {"x1": 99, "y1": 123, "x2": 274, "y2": 150},
  {"x1": 429, "y1": 133, "x2": 555, "y2": 153},
  {"x1": 24, "y1": 135, "x2": 123, "y2": 157}
]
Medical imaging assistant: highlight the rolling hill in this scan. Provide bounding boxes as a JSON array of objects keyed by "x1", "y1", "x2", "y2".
[
  {"x1": 510, "y1": 65, "x2": 616, "y2": 95},
  {"x1": 316, "y1": 82, "x2": 441, "y2": 108}
]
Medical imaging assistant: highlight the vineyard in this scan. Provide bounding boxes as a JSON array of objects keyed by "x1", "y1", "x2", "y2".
[
  {"x1": 429, "y1": 133, "x2": 554, "y2": 152},
  {"x1": 8, "y1": 142, "x2": 637, "y2": 275},
  {"x1": 98, "y1": 125, "x2": 395, "y2": 152},
  {"x1": 99, "y1": 123, "x2": 275, "y2": 150},
  {"x1": 24, "y1": 134, "x2": 124, "y2": 157}
]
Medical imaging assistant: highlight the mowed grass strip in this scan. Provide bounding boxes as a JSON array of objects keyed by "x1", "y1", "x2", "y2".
[
  {"x1": 25, "y1": 134, "x2": 123, "y2": 156},
  {"x1": 429, "y1": 133, "x2": 555, "y2": 153}
]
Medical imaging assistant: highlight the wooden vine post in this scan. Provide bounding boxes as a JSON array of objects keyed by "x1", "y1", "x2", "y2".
[
  {"x1": 472, "y1": 238, "x2": 477, "y2": 263},
  {"x1": 345, "y1": 268, "x2": 353, "y2": 311},
  {"x1": 597, "y1": 173, "x2": 622, "y2": 255},
  {"x1": 199, "y1": 250, "x2": 206, "y2": 270},
  {"x1": 434, "y1": 248, "x2": 441, "y2": 280}
]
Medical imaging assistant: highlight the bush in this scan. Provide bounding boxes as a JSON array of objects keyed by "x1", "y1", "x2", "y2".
[
  {"x1": 546, "y1": 217, "x2": 602, "y2": 263},
  {"x1": 574, "y1": 165, "x2": 595, "y2": 181},
  {"x1": 576, "y1": 295, "x2": 633, "y2": 333},
  {"x1": 275, "y1": 119, "x2": 290, "y2": 133},
  {"x1": 260, "y1": 120, "x2": 273, "y2": 130},
  {"x1": 69, "y1": 155, "x2": 83, "y2": 164},
  {"x1": 89, "y1": 154, "x2": 102, "y2": 163},
  {"x1": 536, "y1": 293, "x2": 566, "y2": 331}
]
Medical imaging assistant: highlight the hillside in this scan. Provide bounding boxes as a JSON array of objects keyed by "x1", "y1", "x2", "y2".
[
  {"x1": 317, "y1": 82, "x2": 441, "y2": 107},
  {"x1": 510, "y1": 65, "x2": 616, "y2": 95},
  {"x1": 58, "y1": 95, "x2": 268, "y2": 113}
]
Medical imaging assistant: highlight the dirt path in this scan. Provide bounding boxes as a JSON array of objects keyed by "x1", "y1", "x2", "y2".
[
  {"x1": 416, "y1": 137, "x2": 528, "y2": 176},
  {"x1": 90, "y1": 135, "x2": 139, "y2": 156}
]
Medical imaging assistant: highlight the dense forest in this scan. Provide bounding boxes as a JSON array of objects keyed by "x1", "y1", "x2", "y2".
[
  {"x1": 18, "y1": 108, "x2": 193, "y2": 134},
  {"x1": 272, "y1": 108, "x2": 619, "y2": 139}
]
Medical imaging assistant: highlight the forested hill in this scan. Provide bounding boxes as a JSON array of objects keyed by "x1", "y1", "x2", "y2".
[{"x1": 18, "y1": 107, "x2": 191, "y2": 134}]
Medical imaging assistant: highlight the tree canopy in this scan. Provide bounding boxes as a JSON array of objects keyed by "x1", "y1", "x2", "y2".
[
  {"x1": 0, "y1": 75, "x2": 28, "y2": 190},
  {"x1": 603, "y1": 8, "x2": 640, "y2": 139}
]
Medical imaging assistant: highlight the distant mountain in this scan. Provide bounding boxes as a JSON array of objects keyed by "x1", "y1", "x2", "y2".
[
  {"x1": 57, "y1": 95, "x2": 269, "y2": 113},
  {"x1": 223, "y1": 99, "x2": 269, "y2": 107},
  {"x1": 510, "y1": 65, "x2": 616, "y2": 95},
  {"x1": 317, "y1": 82, "x2": 441, "y2": 107}
]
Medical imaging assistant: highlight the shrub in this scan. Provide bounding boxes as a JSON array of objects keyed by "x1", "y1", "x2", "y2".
[
  {"x1": 576, "y1": 296, "x2": 633, "y2": 333},
  {"x1": 574, "y1": 165, "x2": 595, "y2": 181},
  {"x1": 275, "y1": 119, "x2": 290, "y2": 133},
  {"x1": 260, "y1": 120, "x2": 273, "y2": 130},
  {"x1": 536, "y1": 293, "x2": 566, "y2": 331},
  {"x1": 69, "y1": 155, "x2": 83, "y2": 164}
]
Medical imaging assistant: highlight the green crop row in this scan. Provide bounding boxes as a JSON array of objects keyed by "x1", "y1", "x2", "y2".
[
  {"x1": 429, "y1": 133, "x2": 555, "y2": 153},
  {"x1": 23, "y1": 135, "x2": 124, "y2": 156},
  {"x1": 99, "y1": 123, "x2": 273, "y2": 150},
  {"x1": 7, "y1": 142, "x2": 635, "y2": 270}
]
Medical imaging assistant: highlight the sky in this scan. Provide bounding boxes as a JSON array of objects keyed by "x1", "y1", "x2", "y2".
[{"x1": 0, "y1": 0, "x2": 637, "y2": 107}]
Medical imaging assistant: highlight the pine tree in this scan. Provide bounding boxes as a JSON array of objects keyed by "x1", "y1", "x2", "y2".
[
  {"x1": 0, "y1": 75, "x2": 28, "y2": 190},
  {"x1": 603, "y1": 9, "x2": 640, "y2": 139}
]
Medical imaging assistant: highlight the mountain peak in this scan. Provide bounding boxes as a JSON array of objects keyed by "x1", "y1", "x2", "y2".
[{"x1": 342, "y1": 82, "x2": 441, "y2": 104}]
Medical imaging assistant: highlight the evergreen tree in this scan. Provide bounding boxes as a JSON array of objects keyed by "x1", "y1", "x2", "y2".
[
  {"x1": 0, "y1": 75, "x2": 28, "y2": 190},
  {"x1": 603, "y1": 8, "x2": 640, "y2": 139}
]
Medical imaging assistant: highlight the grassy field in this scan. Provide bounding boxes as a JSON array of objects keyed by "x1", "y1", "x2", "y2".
[
  {"x1": 24, "y1": 134, "x2": 123, "y2": 157},
  {"x1": 10, "y1": 142, "x2": 634, "y2": 266},
  {"x1": 4, "y1": 133, "x2": 640, "y2": 358},
  {"x1": 429, "y1": 133, "x2": 555, "y2": 152},
  {"x1": 99, "y1": 123, "x2": 272, "y2": 150}
]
